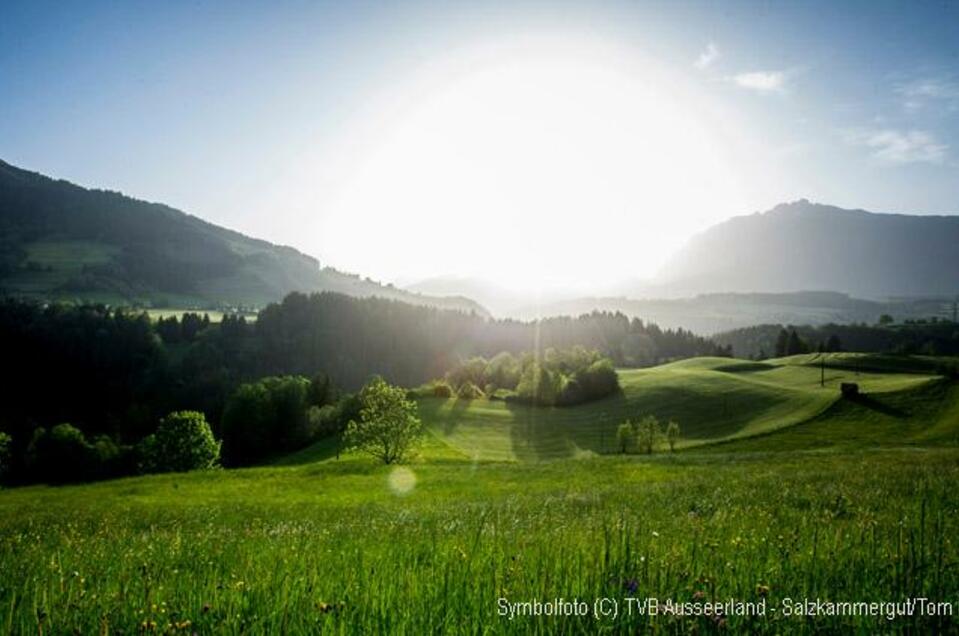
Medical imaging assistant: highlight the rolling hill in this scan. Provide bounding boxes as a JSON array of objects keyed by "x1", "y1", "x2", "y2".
[
  {"x1": 413, "y1": 353, "x2": 954, "y2": 461},
  {"x1": 283, "y1": 353, "x2": 957, "y2": 464},
  {"x1": 0, "y1": 159, "x2": 487, "y2": 314},
  {"x1": 658, "y1": 199, "x2": 959, "y2": 299}
]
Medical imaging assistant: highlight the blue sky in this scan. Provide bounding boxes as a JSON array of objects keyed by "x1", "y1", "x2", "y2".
[{"x1": 1, "y1": 1, "x2": 958, "y2": 286}]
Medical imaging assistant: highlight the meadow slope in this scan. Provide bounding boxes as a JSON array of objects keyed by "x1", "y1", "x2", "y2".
[{"x1": 415, "y1": 354, "x2": 949, "y2": 461}]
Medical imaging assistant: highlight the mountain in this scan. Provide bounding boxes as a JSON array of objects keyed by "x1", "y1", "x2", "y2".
[
  {"x1": 658, "y1": 199, "x2": 959, "y2": 299},
  {"x1": 0, "y1": 159, "x2": 487, "y2": 315}
]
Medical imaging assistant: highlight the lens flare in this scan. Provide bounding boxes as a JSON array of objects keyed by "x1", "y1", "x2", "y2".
[{"x1": 388, "y1": 466, "x2": 417, "y2": 496}]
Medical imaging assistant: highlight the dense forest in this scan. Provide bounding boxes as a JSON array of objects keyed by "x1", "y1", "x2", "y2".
[{"x1": 0, "y1": 292, "x2": 727, "y2": 482}]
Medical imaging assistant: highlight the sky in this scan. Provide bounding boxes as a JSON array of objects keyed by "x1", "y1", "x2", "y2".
[{"x1": 1, "y1": 0, "x2": 958, "y2": 292}]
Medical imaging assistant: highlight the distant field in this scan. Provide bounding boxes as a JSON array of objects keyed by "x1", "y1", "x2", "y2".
[
  {"x1": 24, "y1": 239, "x2": 118, "y2": 269},
  {"x1": 3, "y1": 240, "x2": 120, "y2": 295},
  {"x1": 417, "y1": 354, "x2": 948, "y2": 461},
  {"x1": 145, "y1": 309, "x2": 258, "y2": 323},
  {"x1": 2, "y1": 354, "x2": 957, "y2": 633}
]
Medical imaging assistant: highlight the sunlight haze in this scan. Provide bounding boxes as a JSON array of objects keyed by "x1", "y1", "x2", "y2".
[{"x1": 315, "y1": 35, "x2": 748, "y2": 290}]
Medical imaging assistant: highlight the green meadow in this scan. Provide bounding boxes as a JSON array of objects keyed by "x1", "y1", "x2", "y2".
[
  {"x1": 415, "y1": 354, "x2": 950, "y2": 461},
  {"x1": 2, "y1": 353, "x2": 958, "y2": 633}
]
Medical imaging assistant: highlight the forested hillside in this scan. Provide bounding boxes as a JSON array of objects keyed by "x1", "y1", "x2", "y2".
[{"x1": 0, "y1": 159, "x2": 485, "y2": 314}]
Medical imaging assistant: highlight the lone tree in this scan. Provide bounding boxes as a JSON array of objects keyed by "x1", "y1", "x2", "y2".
[
  {"x1": 616, "y1": 420, "x2": 635, "y2": 454},
  {"x1": 636, "y1": 415, "x2": 662, "y2": 455},
  {"x1": 665, "y1": 420, "x2": 681, "y2": 452},
  {"x1": 346, "y1": 376, "x2": 423, "y2": 464}
]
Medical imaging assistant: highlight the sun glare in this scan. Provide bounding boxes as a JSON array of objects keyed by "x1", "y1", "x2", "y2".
[{"x1": 320, "y1": 36, "x2": 746, "y2": 291}]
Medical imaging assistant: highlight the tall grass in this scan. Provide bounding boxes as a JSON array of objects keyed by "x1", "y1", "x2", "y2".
[{"x1": 1, "y1": 449, "x2": 957, "y2": 633}]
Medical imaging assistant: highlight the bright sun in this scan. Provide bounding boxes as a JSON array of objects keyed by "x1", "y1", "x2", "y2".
[{"x1": 318, "y1": 35, "x2": 747, "y2": 292}]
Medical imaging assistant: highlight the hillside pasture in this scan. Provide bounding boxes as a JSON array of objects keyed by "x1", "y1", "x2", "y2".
[{"x1": 418, "y1": 355, "x2": 943, "y2": 461}]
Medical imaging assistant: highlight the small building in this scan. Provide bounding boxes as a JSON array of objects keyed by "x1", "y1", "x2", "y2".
[{"x1": 840, "y1": 382, "x2": 859, "y2": 398}]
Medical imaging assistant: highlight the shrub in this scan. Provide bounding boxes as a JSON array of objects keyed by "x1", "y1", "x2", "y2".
[
  {"x1": 665, "y1": 421, "x2": 681, "y2": 452},
  {"x1": 456, "y1": 381, "x2": 485, "y2": 400},
  {"x1": 432, "y1": 381, "x2": 454, "y2": 398},
  {"x1": 575, "y1": 359, "x2": 620, "y2": 401},
  {"x1": 27, "y1": 424, "x2": 98, "y2": 483},
  {"x1": 636, "y1": 415, "x2": 662, "y2": 455},
  {"x1": 91, "y1": 435, "x2": 137, "y2": 478},
  {"x1": 486, "y1": 352, "x2": 520, "y2": 388},
  {"x1": 25, "y1": 425, "x2": 135, "y2": 483},
  {"x1": 616, "y1": 421, "x2": 635, "y2": 454},
  {"x1": 515, "y1": 363, "x2": 561, "y2": 406},
  {"x1": 446, "y1": 357, "x2": 489, "y2": 391},
  {"x1": 555, "y1": 377, "x2": 584, "y2": 406},
  {"x1": 139, "y1": 411, "x2": 220, "y2": 474}
]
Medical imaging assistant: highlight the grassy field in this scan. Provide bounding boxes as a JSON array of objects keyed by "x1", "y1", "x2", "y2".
[
  {"x1": 1, "y1": 354, "x2": 958, "y2": 634},
  {"x1": 416, "y1": 354, "x2": 948, "y2": 461}
]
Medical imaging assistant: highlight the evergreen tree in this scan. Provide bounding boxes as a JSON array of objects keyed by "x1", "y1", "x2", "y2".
[
  {"x1": 786, "y1": 329, "x2": 807, "y2": 356},
  {"x1": 774, "y1": 328, "x2": 790, "y2": 357}
]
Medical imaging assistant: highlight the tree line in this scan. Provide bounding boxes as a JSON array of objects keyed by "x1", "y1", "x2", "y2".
[{"x1": 714, "y1": 321, "x2": 959, "y2": 361}]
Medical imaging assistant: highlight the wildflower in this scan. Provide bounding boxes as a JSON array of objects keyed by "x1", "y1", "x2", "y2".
[{"x1": 623, "y1": 578, "x2": 639, "y2": 594}]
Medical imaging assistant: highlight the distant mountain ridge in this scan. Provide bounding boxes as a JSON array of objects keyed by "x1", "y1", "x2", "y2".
[
  {"x1": 658, "y1": 199, "x2": 959, "y2": 299},
  {"x1": 404, "y1": 200, "x2": 959, "y2": 331},
  {"x1": 0, "y1": 159, "x2": 487, "y2": 315},
  {"x1": 503, "y1": 291, "x2": 953, "y2": 335}
]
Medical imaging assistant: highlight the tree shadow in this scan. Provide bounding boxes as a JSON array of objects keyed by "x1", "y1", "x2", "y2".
[
  {"x1": 504, "y1": 392, "x2": 630, "y2": 460},
  {"x1": 272, "y1": 434, "x2": 344, "y2": 466},
  {"x1": 847, "y1": 393, "x2": 907, "y2": 418},
  {"x1": 441, "y1": 398, "x2": 472, "y2": 434}
]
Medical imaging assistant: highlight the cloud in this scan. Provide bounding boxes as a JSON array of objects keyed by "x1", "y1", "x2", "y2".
[
  {"x1": 694, "y1": 43, "x2": 719, "y2": 69},
  {"x1": 731, "y1": 71, "x2": 785, "y2": 94},
  {"x1": 895, "y1": 77, "x2": 959, "y2": 113},
  {"x1": 844, "y1": 128, "x2": 947, "y2": 165}
]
